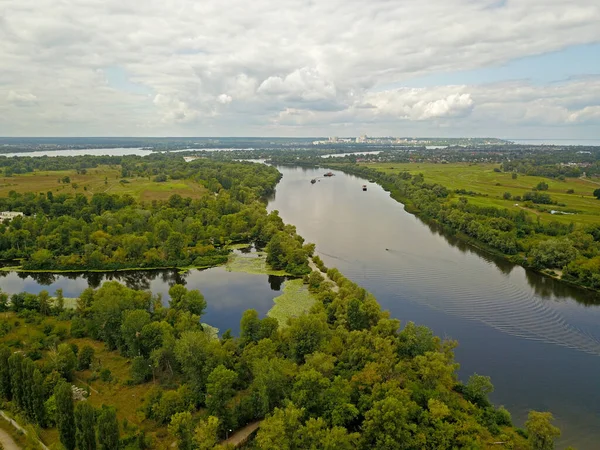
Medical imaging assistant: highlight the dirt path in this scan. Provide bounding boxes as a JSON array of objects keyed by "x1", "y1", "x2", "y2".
[
  {"x1": 309, "y1": 259, "x2": 339, "y2": 292},
  {"x1": 222, "y1": 421, "x2": 261, "y2": 447},
  {"x1": 0, "y1": 427, "x2": 20, "y2": 450}
]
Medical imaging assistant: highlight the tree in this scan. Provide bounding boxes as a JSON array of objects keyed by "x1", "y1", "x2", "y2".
[
  {"x1": 525, "y1": 411, "x2": 560, "y2": 450},
  {"x1": 512, "y1": 173, "x2": 518, "y2": 179},
  {"x1": 130, "y1": 356, "x2": 152, "y2": 384},
  {"x1": 240, "y1": 309, "x2": 261, "y2": 345},
  {"x1": 194, "y1": 416, "x2": 220, "y2": 450},
  {"x1": 54, "y1": 343, "x2": 77, "y2": 380},
  {"x1": 464, "y1": 373, "x2": 494, "y2": 407},
  {"x1": 206, "y1": 365, "x2": 237, "y2": 429},
  {"x1": 55, "y1": 381, "x2": 76, "y2": 450},
  {"x1": 121, "y1": 309, "x2": 151, "y2": 356},
  {"x1": 361, "y1": 391, "x2": 420, "y2": 449},
  {"x1": 594, "y1": 188, "x2": 600, "y2": 200},
  {"x1": 503, "y1": 192, "x2": 512, "y2": 200},
  {"x1": 530, "y1": 238, "x2": 579, "y2": 269},
  {"x1": 75, "y1": 402, "x2": 97, "y2": 450},
  {"x1": 78, "y1": 345, "x2": 95, "y2": 370},
  {"x1": 169, "y1": 411, "x2": 194, "y2": 450},
  {"x1": 0, "y1": 346, "x2": 12, "y2": 400},
  {"x1": 168, "y1": 285, "x2": 206, "y2": 317},
  {"x1": 32, "y1": 369, "x2": 47, "y2": 426},
  {"x1": 536, "y1": 181, "x2": 549, "y2": 191},
  {"x1": 98, "y1": 406, "x2": 120, "y2": 450},
  {"x1": 287, "y1": 314, "x2": 329, "y2": 363}
]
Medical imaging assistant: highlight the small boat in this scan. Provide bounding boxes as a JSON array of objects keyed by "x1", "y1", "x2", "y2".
[
  {"x1": 310, "y1": 179, "x2": 316, "y2": 184},
  {"x1": 362, "y1": 185, "x2": 367, "y2": 191},
  {"x1": 324, "y1": 172, "x2": 334, "y2": 177}
]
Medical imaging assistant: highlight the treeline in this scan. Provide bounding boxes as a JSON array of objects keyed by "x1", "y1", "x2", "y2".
[
  {"x1": 322, "y1": 163, "x2": 600, "y2": 291},
  {"x1": 0, "y1": 160, "x2": 315, "y2": 272},
  {"x1": 1, "y1": 269, "x2": 559, "y2": 449}
]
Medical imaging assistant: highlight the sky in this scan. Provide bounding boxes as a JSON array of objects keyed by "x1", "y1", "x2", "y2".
[{"x1": 1, "y1": 0, "x2": 599, "y2": 139}]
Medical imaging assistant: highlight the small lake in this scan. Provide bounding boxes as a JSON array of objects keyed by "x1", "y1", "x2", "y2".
[
  {"x1": 267, "y1": 166, "x2": 600, "y2": 449},
  {"x1": 0, "y1": 267, "x2": 287, "y2": 336}
]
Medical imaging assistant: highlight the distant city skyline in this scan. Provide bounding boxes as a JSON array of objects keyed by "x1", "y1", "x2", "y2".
[{"x1": 1, "y1": 0, "x2": 599, "y2": 138}]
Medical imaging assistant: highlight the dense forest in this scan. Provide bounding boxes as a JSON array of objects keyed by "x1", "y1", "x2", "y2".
[
  {"x1": 0, "y1": 269, "x2": 560, "y2": 449},
  {"x1": 0, "y1": 158, "x2": 312, "y2": 275}
]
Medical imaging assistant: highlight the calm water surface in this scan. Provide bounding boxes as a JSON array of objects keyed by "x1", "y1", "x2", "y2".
[
  {"x1": 268, "y1": 166, "x2": 600, "y2": 449},
  {"x1": 0, "y1": 266, "x2": 286, "y2": 336}
]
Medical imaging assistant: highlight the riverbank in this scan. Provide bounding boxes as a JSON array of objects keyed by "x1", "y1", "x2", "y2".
[{"x1": 322, "y1": 162, "x2": 600, "y2": 296}]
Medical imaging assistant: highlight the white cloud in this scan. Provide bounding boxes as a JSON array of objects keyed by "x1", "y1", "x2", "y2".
[
  {"x1": 0, "y1": 0, "x2": 599, "y2": 135},
  {"x1": 217, "y1": 94, "x2": 233, "y2": 105},
  {"x1": 7, "y1": 90, "x2": 38, "y2": 106}
]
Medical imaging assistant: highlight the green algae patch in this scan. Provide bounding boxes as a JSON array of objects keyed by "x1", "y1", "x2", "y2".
[
  {"x1": 268, "y1": 279, "x2": 317, "y2": 326},
  {"x1": 226, "y1": 252, "x2": 289, "y2": 276}
]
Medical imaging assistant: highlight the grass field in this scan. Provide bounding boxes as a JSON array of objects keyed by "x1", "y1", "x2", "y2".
[
  {"x1": 0, "y1": 166, "x2": 207, "y2": 202},
  {"x1": 364, "y1": 162, "x2": 600, "y2": 226}
]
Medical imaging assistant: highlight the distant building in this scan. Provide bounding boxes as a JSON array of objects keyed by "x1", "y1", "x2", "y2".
[{"x1": 0, "y1": 211, "x2": 24, "y2": 221}]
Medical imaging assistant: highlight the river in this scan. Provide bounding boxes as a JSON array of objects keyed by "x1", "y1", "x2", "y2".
[
  {"x1": 1, "y1": 164, "x2": 599, "y2": 447},
  {"x1": 268, "y1": 166, "x2": 600, "y2": 449}
]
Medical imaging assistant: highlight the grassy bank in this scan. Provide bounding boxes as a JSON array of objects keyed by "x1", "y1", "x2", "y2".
[
  {"x1": 267, "y1": 279, "x2": 317, "y2": 326},
  {"x1": 365, "y1": 162, "x2": 600, "y2": 226}
]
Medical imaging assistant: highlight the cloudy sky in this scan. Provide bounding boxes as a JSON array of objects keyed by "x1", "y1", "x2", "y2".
[{"x1": 1, "y1": 0, "x2": 599, "y2": 138}]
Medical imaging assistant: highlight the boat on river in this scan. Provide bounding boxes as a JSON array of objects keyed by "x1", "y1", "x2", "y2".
[
  {"x1": 311, "y1": 179, "x2": 316, "y2": 184},
  {"x1": 324, "y1": 172, "x2": 334, "y2": 177},
  {"x1": 362, "y1": 185, "x2": 367, "y2": 191}
]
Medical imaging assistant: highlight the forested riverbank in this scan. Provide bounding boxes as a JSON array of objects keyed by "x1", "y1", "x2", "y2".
[{"x1": 315, "y1": 162, "x2": 600, "y2": 294}]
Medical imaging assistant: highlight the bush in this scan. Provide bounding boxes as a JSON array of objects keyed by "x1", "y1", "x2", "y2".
[
  {"x1": 130, "y1": 356, "x2": 152, "y2": 384},
  {"x1": 100, "y1": 368, "x2": 112, "y2": 382},
  {"x1": 566, "y1": 189, "x2": 575, "y2": 194},
  {"x1": 77, "y1": 345, "x2": 95, "y2": 370}
]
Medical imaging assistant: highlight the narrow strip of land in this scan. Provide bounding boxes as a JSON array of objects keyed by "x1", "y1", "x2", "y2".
[
  {"x1": 222, "y1": 421, "x2": 261, "y2": 447},
  {"x1": 0, "y1": 427, "x2": 20, "y2": 450}
]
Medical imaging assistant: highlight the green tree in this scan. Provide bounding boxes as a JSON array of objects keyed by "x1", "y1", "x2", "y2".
[
  {"x1": 169, "y1": 411, "x2": 194, "y2": 450},
  {"x1": 98, "y1": 406, "x2": 120, "y2": 450},
  {"x1": 54, "y1": 343, "x2": 77, "y2": 380},
  {"x1": 169, "y1": 285, "x2": 207, "y2": 317},
  {"x1": 55, "y1": 381, "x2": 76, "y2": 450},
  {"x1": 75, "y1": 402, "x2": 97, "y2": 450},
  {"x1": 8, "y1": 353, "x2": 24, "y2": 409},
  {"x1": 525, "y1": 411, "x2": 560, "y2": 450},
  {"x1": 121, "y1": 309, "x2": 151, "y2": 356},
  {"x1": 0, "y1": 346, "x2": 12, "y2": 400},
  {"x1": 32, "y1": 368, "x2": 47, "y2": 426},
  {"x1": 38, "y1": 290, "x2": 51, "y2": 315},
  {"x1": 206, "y1": 365, "x2": 237, "y2": 429},
  {"x1": 287, "y1": 314, "x2": 329, "y2": 363},
  {"x1": 464, "y1": 373, "x2": 494, "y2": 407},
  {"x1": 77, "y1": 345, "x2": 95, "y2": 370},
  {"x1": 240, "y1": 309, "x2": 261, "y2": 345},
  {"x1": 361, "y1": 391, "x2": 420, "y2": 449},
  {"x1": 194, "y1": 416, "x2": 220, "y2": 450}
]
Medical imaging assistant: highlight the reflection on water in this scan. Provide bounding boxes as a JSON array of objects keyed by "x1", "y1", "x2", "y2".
[
  {"x1": 267, "y1": 165, "x2": 600, "y2": 448},
  {"x1": 0, "y1": 267, "x2": 287, "y2": 336}
]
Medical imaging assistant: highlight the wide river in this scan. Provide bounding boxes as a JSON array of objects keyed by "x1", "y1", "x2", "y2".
[
  {"x1": 1, "y1": 163, "x2": 599, "y2": 447},
  {"x1": 268, "y1": 166, "x2": 600, "y2": 449}
]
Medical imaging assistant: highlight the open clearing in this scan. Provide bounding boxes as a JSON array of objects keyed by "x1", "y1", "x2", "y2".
[
  {"x1": 0, "y1": 166, "x2": 206, "y2": 202},
  {"x1": 365, "y1": 162, "x2": 600, "y2": 226}
]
